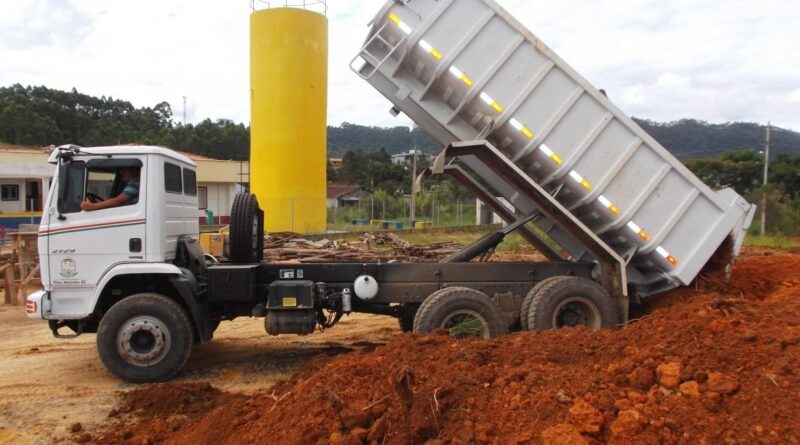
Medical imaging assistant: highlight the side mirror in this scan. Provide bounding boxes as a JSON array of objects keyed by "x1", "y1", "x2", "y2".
[
  {"x1": 56, "y1": 160, "x2": 69, "y2": 220},
  {"x1": 56, "y1": 159, "x2": 86, "y2": 217}
]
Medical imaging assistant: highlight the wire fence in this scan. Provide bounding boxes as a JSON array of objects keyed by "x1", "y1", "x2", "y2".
[{"x1": 327, "y1": 196, "x2": 476, "y2": 232}]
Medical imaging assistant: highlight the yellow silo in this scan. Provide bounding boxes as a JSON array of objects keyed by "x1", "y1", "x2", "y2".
[{"x1": 250, "y1": 6, "x2": 328, "y2": 234}]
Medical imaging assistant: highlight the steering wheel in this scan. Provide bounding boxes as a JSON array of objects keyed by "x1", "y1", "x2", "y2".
[{"x1": 85, "y1": 192, "x2": 104, "y2": 203}]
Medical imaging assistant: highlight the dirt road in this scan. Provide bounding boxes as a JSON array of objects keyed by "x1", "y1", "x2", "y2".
[{"x1": 0, "y1": 306, "x2": 399, "y2": 444}]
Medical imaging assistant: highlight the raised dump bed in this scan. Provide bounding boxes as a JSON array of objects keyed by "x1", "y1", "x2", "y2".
[{"x1": 353, "y1": 0, "x2": 756, "y2": 297}]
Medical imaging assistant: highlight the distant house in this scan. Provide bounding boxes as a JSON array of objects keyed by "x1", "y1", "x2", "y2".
[
  {"x1": 391, "y1": 149, "x2": 432, "y2": 165},
  {"x1": 328, "y1": 158, "x2": 343, "y2": 170},
  {"x1": 327, "y1": 185, "x2": 368, "y2": 208}
]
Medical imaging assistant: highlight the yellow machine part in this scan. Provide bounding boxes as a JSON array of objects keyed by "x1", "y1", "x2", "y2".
[{"x1": 250, "y1": 8, "x2": 328, "y2": 234}]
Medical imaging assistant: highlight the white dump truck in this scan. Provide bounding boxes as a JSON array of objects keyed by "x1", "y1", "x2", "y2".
[{"x1": 26, "y1": 0, "x2": 755, "y2": 383}]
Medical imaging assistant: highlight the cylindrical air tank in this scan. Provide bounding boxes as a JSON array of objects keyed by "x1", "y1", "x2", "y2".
[{"x1": 250, "y1": 7, "x2": 328, "y2": 233}]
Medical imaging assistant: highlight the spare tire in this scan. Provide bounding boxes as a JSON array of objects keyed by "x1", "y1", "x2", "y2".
[{"x1": 230, "y1": 193, "x2": 264, "y2": 264}]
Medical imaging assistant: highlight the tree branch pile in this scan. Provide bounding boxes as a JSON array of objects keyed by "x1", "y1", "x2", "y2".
[{"x1": 261, "y1": 232, "x2": 462, "y2": 263}]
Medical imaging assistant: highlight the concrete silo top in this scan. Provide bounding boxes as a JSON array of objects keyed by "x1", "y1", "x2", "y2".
[{"x1": 250, "y1": 0, "x2": 326, "y2": 15}]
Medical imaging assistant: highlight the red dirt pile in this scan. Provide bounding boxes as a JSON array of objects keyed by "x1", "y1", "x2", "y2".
[{"x1": 95, "y1": 250, "x2": 800, "y2": 444}]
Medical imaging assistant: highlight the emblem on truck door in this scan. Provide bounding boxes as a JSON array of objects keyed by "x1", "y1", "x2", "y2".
[{"x1": 59, "y1": 258, "x2": 77, "y2": 278}]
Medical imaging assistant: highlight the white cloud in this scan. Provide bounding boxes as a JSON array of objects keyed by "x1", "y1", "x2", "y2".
[
  {"x1": 0, "y1": 0, "x2": 92, "y2": 49},
  {"x1": 0, "y1": 0, "x2": 798, "y2": 132}
]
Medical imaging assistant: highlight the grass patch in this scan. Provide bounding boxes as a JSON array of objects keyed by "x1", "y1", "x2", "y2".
[
  {"x1": 447, "y1": 316, "x2": 486, "y2": 339},
  {"x1": 744, "y1": 235, "x2": 799, "y2": 249}
]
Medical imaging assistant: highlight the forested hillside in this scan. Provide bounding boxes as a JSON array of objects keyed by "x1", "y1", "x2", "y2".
[
  {"x1": 1, "y1": 84, "x2": 798, "y2": 160},
  {"x1": 634, "y1": 118, "x2": 799, "y2": 159}
]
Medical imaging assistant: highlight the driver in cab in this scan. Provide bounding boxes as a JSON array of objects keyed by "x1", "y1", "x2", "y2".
[{"x1": 80, "y1": 167, "x2": 140, "y2": 211}]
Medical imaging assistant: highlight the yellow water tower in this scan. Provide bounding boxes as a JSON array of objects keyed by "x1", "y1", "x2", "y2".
[{"x1": 250, "y1": 2, "x2": 328, "y2": 233}]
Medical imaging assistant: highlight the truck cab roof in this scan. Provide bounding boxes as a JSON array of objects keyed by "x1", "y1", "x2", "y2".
[{"x1": 48, "y1": 145, "x2": 196, "y2": 167}]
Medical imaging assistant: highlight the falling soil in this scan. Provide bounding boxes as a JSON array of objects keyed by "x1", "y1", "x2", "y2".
[{"x1": 95, "y1": 249, "x2": 800, "y2": 444}]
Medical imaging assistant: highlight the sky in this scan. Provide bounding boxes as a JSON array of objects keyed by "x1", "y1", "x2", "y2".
[{"x1": 1, "y1": 0, "x2": 798, "y2": 131}]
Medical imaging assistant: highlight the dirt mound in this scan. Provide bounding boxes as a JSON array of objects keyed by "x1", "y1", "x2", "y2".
[{"x1": 95, "y1": 251, "x2": 800, "y2": 444}]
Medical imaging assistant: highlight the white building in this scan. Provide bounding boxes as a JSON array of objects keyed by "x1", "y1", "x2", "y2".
[
  {"x1": 476, "y1": 197, "x2": 514, "y2": 226},
  {"x1": 391, "y1": 149, "x2": 432, "y2": 165},
  {"x1": 0, "y1": 144, "x2": 248, "y2": 229}
]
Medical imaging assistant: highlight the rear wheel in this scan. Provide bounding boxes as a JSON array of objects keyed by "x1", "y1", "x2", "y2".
[
  {"x1": 230, "y1": 193, "x2": 263, "y2": 264},
  {"x1": 520, "y1": 277, "x2": 562, "y2": 330},
  {"x1": 526, "y1": 277, "x2": 619, "y2": 330},
  {"x1": 97, "y1": 293, "x2": 194, "y2": 383},
  {"x1": 414, "y1": 287, "x2": 507, "y2": 339}
]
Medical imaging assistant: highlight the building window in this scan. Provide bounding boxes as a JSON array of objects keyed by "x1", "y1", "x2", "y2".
[
  {"x1": 198, "y1": 186, "x2": 208, "y2": 210},
  {"x1": 1, "y1": 184, "x2": 19, "y2": 201},
  {"x1": 164, "y1": 162, "x2": 182, "y2": 193}
]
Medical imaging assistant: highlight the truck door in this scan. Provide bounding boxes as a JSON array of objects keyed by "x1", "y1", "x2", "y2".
[{"x1": 43, "y1": 157, "x2": 147, "y2": 316}]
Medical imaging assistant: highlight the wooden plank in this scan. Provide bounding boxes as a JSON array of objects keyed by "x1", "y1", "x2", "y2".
[
  {"x1": 4, "y1": 265, "x2": 16, "y2": 306},
  {"x1": 19, "y1": 264, "x2": 40, "y2": 305}
]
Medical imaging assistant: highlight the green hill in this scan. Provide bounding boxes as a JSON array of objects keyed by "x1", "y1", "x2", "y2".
[{"x1": 1, "y1": 84, "x2": 797, "y2": 160}]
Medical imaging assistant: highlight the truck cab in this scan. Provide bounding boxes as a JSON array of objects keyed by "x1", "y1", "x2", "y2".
[{"x1": 27, "y1": 146, "x2": 203, "y2": 370}]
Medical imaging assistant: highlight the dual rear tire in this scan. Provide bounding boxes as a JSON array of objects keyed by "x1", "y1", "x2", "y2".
[
  {"x1": 411, "y1": 277, "x2": 618, "y2": 339},
  {"x1": 521, "y1": 276, "x2": 619, "y2": 330}
]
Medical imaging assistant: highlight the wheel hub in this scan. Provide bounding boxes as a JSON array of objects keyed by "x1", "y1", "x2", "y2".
[
  {"x1": 117, "y1": 316, "x2": 171, "y2": 367},
  {"x1": 552, "y1": 297, "x2": 601, "y2": 329}
]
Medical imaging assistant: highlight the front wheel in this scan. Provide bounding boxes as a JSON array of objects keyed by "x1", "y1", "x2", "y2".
[{"x1": 97, "y1": 293, "x2": 194, "y2": 383}]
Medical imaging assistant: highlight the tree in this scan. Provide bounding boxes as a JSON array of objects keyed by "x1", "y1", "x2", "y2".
[
  {"x1": 770, "y1": 154, "x2": 800, "y2": 199},
  {"x1": 685, "y1": 149, "x2": 763, "y2": 195}
]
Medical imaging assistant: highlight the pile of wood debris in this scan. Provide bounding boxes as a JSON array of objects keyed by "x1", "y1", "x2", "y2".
[{"x1": 262, "y1": 232, "x2": 462, "y2": 263}]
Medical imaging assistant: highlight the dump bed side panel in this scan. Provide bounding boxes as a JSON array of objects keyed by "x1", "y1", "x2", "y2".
[{"x1": 354, "y1": 0, "x2": 754, "y2": 292}]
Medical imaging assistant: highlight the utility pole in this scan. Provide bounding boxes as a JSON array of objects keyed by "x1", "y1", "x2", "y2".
[
  {"x1": 182, "y1": 96, "x2": 188, "y2": 125},
  {"x1": 410, "y1": 146, "x2": 417, "y2": 224},
  {"x1": 761, "y1": 122, "x2": 771, "y2": 236}
]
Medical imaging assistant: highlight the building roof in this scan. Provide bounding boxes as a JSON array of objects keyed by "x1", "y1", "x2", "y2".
[
  {"x1": 178, "y1": 151, "x2": 219, "y2": 161},
  {"x1": 0, "y1": 143, "x2": 52, "y2": 154},
  {"x1": 327, "y1": 185, "x2": 363, "y2": 199}
]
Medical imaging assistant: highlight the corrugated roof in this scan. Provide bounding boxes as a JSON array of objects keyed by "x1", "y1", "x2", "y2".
[{"x1": 327, "y1": 185, "x2": 363, "y2": 199}]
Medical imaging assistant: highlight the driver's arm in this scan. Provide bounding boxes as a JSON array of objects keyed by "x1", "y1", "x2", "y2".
[{"x1": 80, "y1": 193, "x2": 131, "y2": 212}]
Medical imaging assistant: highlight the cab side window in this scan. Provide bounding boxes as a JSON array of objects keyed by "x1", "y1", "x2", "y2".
[
  {"x1": 58, "y1": 158, "x2": 142, "y2": 214},
  {"x1": 164, "y1": 162, "x2": 183, "y2": 194},
  {"x1": 86, "y1": 167, "x2": 141, "y2": 207},
  {"x1": 183, "y1": 168, "x2": 197, "y2": 196},
  {"x1": 86, "y1": 169, "x2": 116, "y2": 200}
]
